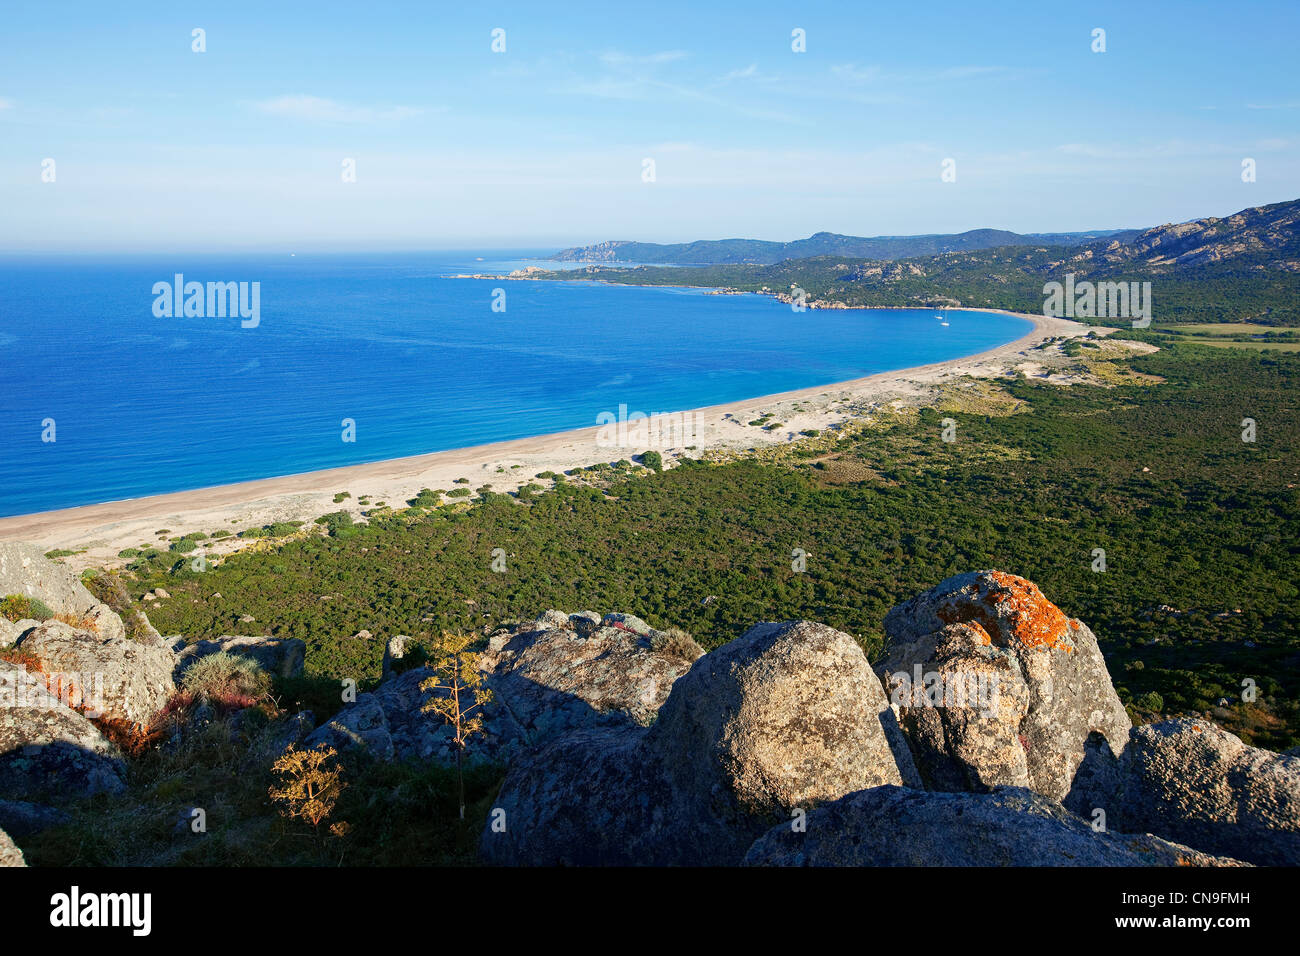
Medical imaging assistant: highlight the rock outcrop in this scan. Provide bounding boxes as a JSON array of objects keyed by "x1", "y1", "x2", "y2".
[
  {"x1": 879, "y1": 571, "x2": 1130, "y2": 800},
  {"x1": 0, "y1": 827, "x2": 25, "y2": 867},
  {"x1": 307, "y1": 611, "x2": 699, "y2": 766},
  {"x1": 1065, "y1": 718, "x2": 1300, "y2": 866},
  {"x1": 743, "y1": 786, "x2": 1243, "y2": 867},
  {"x1": 16, "y1": 620, "x2": 175, "y2": 726},
  {"x1": 479, "y1": 611, "x2": 698, "y2": 734},
  {"x1": 0, "y1": 798, "x2": 71, "y2": 837},
  {"x1": 0, "y1": 661, "x2": 127, "y2": 801},
  {"x1": 381, "y1": 635, "x2": 410, "y2": 682},
  {"x1": 0, "y1": 542, "x2": 133, "y2": 644},
  {"x1": 482, "y1": 620, "x2": 919, "y2": 866},
  {"x1": 3, "y1": 544, "x2": 1294, "y2": 869},
  {"x1": 0, "y1": 542, "x2": 98, "y2": 617}
]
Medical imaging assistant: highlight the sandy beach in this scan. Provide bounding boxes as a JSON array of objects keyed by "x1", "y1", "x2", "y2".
[{"x1": 0, "y1": 310, "x2": 1101, "y2": 569}]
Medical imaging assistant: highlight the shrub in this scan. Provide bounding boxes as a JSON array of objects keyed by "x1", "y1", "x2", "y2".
[
  {"x1": 269, "y1": 746, "x2": 347, "y2": 829},
  {"x1": 446, "y1": 487, "x2": 471, "y2": 498},
  {"x1": 1135, "y1": 691, "x2": 1165, "y2": 713},
  {"x1": 649, "y1": 627, "x2": 705, "y2": 663},
  {"x1": 181, "y1": 652, "x2": 272, "y2": 707},
  {"x1": 265, "y1": 521, "x2": 304, "y2": 537},
  {"x1": 314, "y1": 511, "x2": 356, "y2": 537},
  {"x1": 641, "y1": 450, "x2": 663, "y2": 473},
  {"x1": 51, "y1": 611, "x2": 98, "y2": 631},
  {"x1": 333, "y1": 492, "x2": 351, "y2": 503},
  {"x1": 84, "y1": 571, "x2": 129, "y2": 612},
  {"x1": 0, "y1": 594, "x2": 54, "y2": 623},
  {"x1": 44, "y1": 549, "x2": 76, "y2": 559}
]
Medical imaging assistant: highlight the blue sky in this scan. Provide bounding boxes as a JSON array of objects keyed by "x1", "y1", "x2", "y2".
[{"x1": 1, "y1": 0, "x2": 1298, "y2": 250}]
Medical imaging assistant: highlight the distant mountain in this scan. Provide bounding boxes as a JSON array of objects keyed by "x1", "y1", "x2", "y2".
[
  {"x1": 532, "y1": 199, "x2": 1300, "y2": 325},
  {"x1": 1078, "y1": 199, "x2": 1300, "y2": 271},
  {"x1": 552, "y1": 228, "x2": 1140, "y2": 265}
]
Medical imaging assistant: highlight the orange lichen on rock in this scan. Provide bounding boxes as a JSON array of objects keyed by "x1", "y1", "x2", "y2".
[
  {"x1": 938, "y1": 571, "x2": 1074, "y2": 653},
  {"x1": 966, "y1": 621, "x2": 993, "y2": 646}
]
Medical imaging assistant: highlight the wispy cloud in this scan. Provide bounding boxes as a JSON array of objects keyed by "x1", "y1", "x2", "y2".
[
  {"x1": 0, "y1": 97, "x2": 13, "y2": 111},
  {"x1": 719, "y1": 63, "x2": 759, "y2": 83},
  {"x1": 830, "y1": 63, "x2": 882, "y2": 84},
  {"x1": 831, "y1": 62, "x2": 1014, "y2": 86},
  {"x1": 598, "y1": 50, "x2": 687, "y2": 67},
  {"x1": 252, "y1": 94, "x2": 424, "y2": 123},
  {"x1": 1246, "y1": 102, "x2": 1300, "y2": 110}
]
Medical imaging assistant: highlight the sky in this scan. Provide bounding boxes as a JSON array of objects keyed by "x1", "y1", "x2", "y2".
[{"x1": 1, "y1": 0, "x2": 1298, "y2": 251}]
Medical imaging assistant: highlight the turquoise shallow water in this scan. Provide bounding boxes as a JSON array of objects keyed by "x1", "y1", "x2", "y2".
[{"x1": 0, "y1": 251, "x2": 1030, "y2": 516}]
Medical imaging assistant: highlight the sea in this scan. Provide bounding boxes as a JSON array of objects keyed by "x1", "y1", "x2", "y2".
[{"x1": 0, "y1": 251, "x2": 1031, "y2": 517}]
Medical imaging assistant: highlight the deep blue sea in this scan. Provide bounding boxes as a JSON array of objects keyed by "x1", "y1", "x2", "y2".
[{"x1": 0, "y1": 252, "x2": 1030, "y2": 517}]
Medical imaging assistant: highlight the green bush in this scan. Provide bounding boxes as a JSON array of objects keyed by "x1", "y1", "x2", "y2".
[
  {"x1": 314, "y1": 511, "x2": 357, "y2": 537},
  {"x1": 1135, "y1": 691, "x2": 1165, "y2": 713},
  {"x1": 640, "y1": 450, "x2": 663, "y2": 473},
  {"x1": 180, "y1": 652, "x2": 272, "y2": 703},
  {"x1": 0, "y1": 594, "x2": 54, "y2": 623},
  {"x1": 265, "y1": 521, "x2": 304, "y2": 537},
  {"x1": 406, "y1": 489, "x2": 442, "y2": 508}
]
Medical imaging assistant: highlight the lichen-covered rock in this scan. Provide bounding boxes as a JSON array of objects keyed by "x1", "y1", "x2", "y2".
[
  {"x1": 0, "y1": 542, "x2": 99, "y2": 617},
  {"x1": 17, "y1": 620, "x2": 176, "y2": 726},
  {"x1": 653, "y1": 620, "x2": 920, "y2": 814},
  {"x1": 174, "y1": 635, "x2": 306, "y2": 680},
  {"x1": 0, "y1": 617, "x2": 18, "y2": 649},
  {"x1": 742, "y1": 786, "x2": 1245, "y2": 866},
  {"x1": 0, "y1": 798, "x2": 72, "y2": 837},
  {"x1": 381, "y1": 635, "x2": 410, "y2": 682},
  {"x1": 881, "y1": 570, "x2": 1130, "y2": 800},
  {"x1": 303, "y1": 696, "x2": 393, "y2": 760},
  {"x1": 878, "y1": 621, "x2": 1031, "y2": 791},
  {"x1": 480, "y1": 614, "x2": 696, "y2": 732},
  {"x1": 0, "y1": 662, "x2": 126, "y2": 801},
  {"x1": 0, "y1": 827, "x2": 25, "y2": 867},
  {"x1": 482, "y1": 620, "x2": 919, "y2": 866},
  {"x1": 1065, "y1": 718, "x2": 1300, "y2": 866},
  {"x1": 0, "y1": 542, "x2": 140, "y2": 646},
  {"x1": 307, "y1": 612, "x2": 694, "y2": 766}
]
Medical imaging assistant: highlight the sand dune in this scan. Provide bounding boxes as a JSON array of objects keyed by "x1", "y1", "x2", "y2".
[{"x1": 0, "y1": 310, "x2": 1100, "y2": 570}]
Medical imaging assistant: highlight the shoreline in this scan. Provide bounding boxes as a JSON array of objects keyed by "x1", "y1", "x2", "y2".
[{"x1": 0, "y1": 308, "x2": 1101, "y2": 568}]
